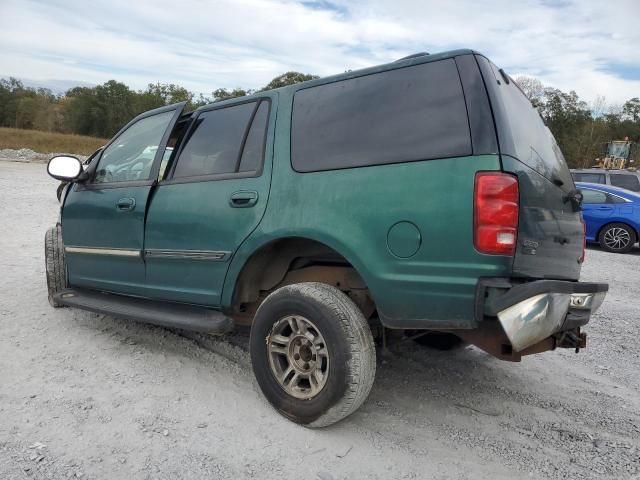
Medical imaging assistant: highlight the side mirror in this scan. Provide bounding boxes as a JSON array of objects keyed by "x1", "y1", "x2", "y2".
[{"x1": 47, "y1": 155, "x2": 84, "y2": 181}]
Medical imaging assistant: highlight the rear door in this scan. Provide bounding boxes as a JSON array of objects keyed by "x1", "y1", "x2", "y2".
[
  {"x1": 142, "y1": 95, "x2": 276, "y2": 306},
  {"x1": 580, "y1": 188, "x2": 615, "y2": 239},
  {"x1": 62, "y1": 103, "x2": 185, "y2": 295},
  {"x1": 476, "y1": 55, "x2": 583, "y2": 280}
]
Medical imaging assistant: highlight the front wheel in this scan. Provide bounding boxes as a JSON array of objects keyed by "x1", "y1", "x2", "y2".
[
  {"x1": 598, "y1": 223, "x2": 636, "y2": 253},
  {"x1": 250, "y1": 282, "x2": 376, "y2": 428},
  {"x1": 44, "y1": 225, "x2": 68, "y2": 307}
]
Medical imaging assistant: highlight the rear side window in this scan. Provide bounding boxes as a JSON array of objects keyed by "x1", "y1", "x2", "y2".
[
  {"x1": 609, "y1": 173, "x2": 640, "y2": 192},
  {"x1": 572, "y1": 172, "x2": 605, "y2": 184},
  {"x1": 291, "y1": 59, "x2": 471, "y2": 172},
  {"x1": 173, "y1": 100, "x2": 268, "y2": 179}
]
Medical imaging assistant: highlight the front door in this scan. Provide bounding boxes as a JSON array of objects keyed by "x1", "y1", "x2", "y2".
[
  {"x1": 62, "y1": 103, "x2": 185, "y2": 295},
  {"x1": 142, "y1": 96, "x2": 276, "y2": 306}
]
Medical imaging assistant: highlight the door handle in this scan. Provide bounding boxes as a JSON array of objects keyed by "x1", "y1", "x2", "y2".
[
  {"x1": 229, "y1": 191, "x2": 258, "y2": 208},
  {"x1": 116, "y1": 197, "x2": 136, "y2": 211},
  {"x1": 596, "y1": 206, "x2": 612, "y2": 210}
]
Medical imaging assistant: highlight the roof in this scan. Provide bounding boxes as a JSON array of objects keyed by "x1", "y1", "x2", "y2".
[{"x1": 200, "y1": 48, "x2": 481, "y2": 110}]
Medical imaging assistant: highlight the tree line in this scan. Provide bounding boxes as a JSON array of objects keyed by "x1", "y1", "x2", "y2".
[
  {"x1": 0, "y1": 71, "x2": 638, "y2": 168},
  {"x1": 0, "y1": 72, "x2": 317, "y2": 140},
  {"x1": 515, "y1": 77, "x2": 639, "y2": 168}
]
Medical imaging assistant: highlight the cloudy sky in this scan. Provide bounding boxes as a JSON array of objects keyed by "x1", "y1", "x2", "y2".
[{"x1": 0, "y1": 0, "x2": 638, "y2": 104}]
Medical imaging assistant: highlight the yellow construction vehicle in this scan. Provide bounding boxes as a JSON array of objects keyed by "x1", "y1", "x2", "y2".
[{"x1": 594, "y1": 138, "x2": 636, "y2": 170}]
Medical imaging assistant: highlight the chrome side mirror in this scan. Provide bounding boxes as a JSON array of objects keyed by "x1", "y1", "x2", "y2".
[{"x1": 47, "y1": 155, "x2": 83, "y2": 181}]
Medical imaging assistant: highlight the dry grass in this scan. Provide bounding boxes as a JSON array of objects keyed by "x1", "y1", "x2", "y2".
[{"x1": 0, "y1": 128, "x2": 107, "y2": 155}]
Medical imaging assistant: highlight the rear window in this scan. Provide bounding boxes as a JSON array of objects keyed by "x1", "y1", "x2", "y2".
[
  {"x1": 477, "y1": 56, "x2": 573, "y2": 188},
  {"x1": 609, "y1": 173, "x2": 640, "y2": 192},
  {"x1": 291, "y1": 59, "x2": 471, "y2": 172},
  {"x1": 572, "y1": 172, "x2": 605, "y2": 184}
]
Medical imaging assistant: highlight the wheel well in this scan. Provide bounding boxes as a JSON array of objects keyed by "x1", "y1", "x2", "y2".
[
  {"x1": 597, "y1": 222, "x2": 638, "y2": 243},
  {"x1": 230, "y1": 237, "x2": 375, "y2": 324}
]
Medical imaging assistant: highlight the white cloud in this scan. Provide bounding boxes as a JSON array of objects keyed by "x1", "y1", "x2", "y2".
[{"x1": 0, "y1": 0, "x2": 638, "y2": 103}]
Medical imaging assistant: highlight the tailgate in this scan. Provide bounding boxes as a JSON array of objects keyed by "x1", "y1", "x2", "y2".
[{"x1": 475, "y1": 54, "x2": 583, "y2": 280}]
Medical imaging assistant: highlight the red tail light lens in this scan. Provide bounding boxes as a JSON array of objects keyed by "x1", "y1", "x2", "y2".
[
  {"x1": 474, "y1": 172, "x2": 519, "y2": 255},
  {"x1": 579, "y1": 216, "x2": 586, "y2": 263}
]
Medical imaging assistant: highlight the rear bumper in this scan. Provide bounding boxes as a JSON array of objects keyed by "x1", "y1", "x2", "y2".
[{"x1": 480, "y1": 279, "x2": 608, "y2": 352}]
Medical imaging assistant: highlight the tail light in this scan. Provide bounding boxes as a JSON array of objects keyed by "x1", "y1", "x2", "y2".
[
  {"x1": 474, "y1": 172, "x2": 519, "y2": 255},
  {"x1": 579, "y1": 216, "x2": 586, "y2": 263}
]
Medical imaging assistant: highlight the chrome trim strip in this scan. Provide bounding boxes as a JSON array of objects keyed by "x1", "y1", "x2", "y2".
[
  {"x1": 65, "y1": 246, "x2": 141, "y2": 257},
  {"x1": 143, "y1": 249, "x2": 230, "y2": 261}
]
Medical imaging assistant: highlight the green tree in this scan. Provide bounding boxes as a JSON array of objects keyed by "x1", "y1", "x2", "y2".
[
  {"x1": 212, "y1": 87, "x2": 250, "y2": 102},
  {"x1": 259, "y1": 71, "x2": 318, "y2": 91},
  {"x1": 622, "y1": 98, "x2": 640, "y2": 123}
]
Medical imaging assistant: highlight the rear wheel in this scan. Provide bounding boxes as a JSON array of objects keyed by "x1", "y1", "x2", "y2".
[
  {"x1": 45, "y1": 225, "x2": 68, "y2": 307},
  {"x1": 598, "y1": 223, "x2": 636, "y2": 253},
  {"x1": 249, "y1": 282, "x2": 376, "y2": 427}
]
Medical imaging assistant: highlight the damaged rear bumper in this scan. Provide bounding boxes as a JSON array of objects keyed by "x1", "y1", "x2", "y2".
[{"x1": 480, "y1": 279, "x2": 608, "y2": 352}]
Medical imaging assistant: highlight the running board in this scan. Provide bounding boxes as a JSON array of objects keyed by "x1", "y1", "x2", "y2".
[{"x1": 54, "y1": 288, "x2": 233, "y2": 334}]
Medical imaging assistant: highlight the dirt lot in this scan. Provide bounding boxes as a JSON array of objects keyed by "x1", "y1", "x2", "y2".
[{"x1": 1, "y1": 160, "x2": 639, "y2": 480}]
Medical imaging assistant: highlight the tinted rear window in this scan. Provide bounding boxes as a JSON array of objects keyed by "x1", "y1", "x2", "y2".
[
  {"x1": 291, "y1": 59, "x2": 471, "y2": 172},
  {"x1": 609, "y1": 173, "x2": 640, "y2": 191},
  {"x1": 572, "y1": 172, "x2": 605, "y2": 184},
  {"x1": 477, "y1": 56, "x2": 573, "y2": 188}
]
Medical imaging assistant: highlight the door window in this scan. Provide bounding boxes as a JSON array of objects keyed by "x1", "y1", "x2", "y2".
[
  {"x1": 93, "y1": 110, "x2": 175, "y2": 184},
  {"x1": 173, "y1": 100, "x2": 269, "y2": 179},
  {"x1": 581, "y1": 189, "x2": 607, "y2": 204},
  {"x1": 239, "y1": 102, "x2": 269, "y2": 172},
  {"x1": 581, "y1": 189, "x2": 626, "y2": 204},
  {"x1": 609, "y1": 174, "x2": 640, "y2": 191}
]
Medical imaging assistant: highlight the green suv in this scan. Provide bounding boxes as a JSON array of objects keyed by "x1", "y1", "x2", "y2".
[{"x1": 46, "y1": 49, "x2": 608, "y2": 427}]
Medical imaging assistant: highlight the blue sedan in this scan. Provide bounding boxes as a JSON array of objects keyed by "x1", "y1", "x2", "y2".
[{"x1": 576, "y1": 182, "x2": 640, "y2": 253}]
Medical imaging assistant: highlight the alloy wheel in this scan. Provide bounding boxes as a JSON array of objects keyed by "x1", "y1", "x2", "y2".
[
  {"x1": 267, "y1": 315, "x2": 330, "y2": 400},
  {"x1": 603, "y1": 227, "x2": 631, "y2": 251}
]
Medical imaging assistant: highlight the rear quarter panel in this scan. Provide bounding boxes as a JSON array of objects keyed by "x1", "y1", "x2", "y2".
[{"x1": 223, "y1": 91, "x2": 511, "y2": 329}]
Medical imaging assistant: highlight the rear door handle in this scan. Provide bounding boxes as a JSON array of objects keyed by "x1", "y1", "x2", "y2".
[
  {"x1": 230, "y1": 191, "x2": 258, "y2": 208},
  {"x1": 116, "y1": 197, "x2": 136, "y2": 211}
]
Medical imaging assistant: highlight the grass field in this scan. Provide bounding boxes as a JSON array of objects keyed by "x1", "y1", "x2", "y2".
[{"x1": 0, "y1": 128, "x2": 106, "y2": 155}]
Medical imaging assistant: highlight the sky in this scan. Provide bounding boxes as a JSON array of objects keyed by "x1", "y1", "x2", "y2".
[{"x1": 0, "y1": 0, "x2": 638, "y2": 105}]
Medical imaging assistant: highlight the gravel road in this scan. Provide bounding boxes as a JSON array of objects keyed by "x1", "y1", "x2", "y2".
[{"x1": 1, "y1": 160, "x2": 639, "y2": 480}]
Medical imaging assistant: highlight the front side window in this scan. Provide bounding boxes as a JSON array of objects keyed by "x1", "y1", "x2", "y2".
[
  {"x1": 94, "y1": 110, "x2": 174, "y2": 184},
  {"x1": 291, "y1": 59, "x2": 471, "y2": 172},
  {"x1": 580, "y1": 189, "x2": 626, "y2": 204},
  {"x1": 172, "y1": 100, "x2": 269, "y2": 179},
  {"x1": 581, "y1": 189, "x2": 608, "y2": 204},
  {"x1": 609, "y1": 174, "x2": 640, "y2": 192}
]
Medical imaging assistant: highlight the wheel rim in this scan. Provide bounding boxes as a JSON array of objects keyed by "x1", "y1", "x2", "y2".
[
  {"x1": 603, "y1": 227, "x2": 631, "y2": 250},
  {"x1": 267, "y1": 315, "x2": 329, "y2": 400}
]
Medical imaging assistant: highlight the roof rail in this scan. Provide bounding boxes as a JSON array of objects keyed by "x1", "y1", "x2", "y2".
[{"x1": 395, "y1": 52, "x2": 430, "y2": 62}]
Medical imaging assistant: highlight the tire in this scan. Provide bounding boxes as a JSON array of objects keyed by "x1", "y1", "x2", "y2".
[
  {"x1": 45, "y1": 225, "x2": 68, "y2": 307},
  {"x1": 412, "y1": 331, "x2": 465, "y2": 350},
  {"x1": 250, "y1": 282, "x2": 376, "y2": 428},
  {"x1": 56, "y1": 182, "x2": 67, "y2": 202},
  {"x1": 598, "y1": 222, "x2": 636, "y2": 253}
]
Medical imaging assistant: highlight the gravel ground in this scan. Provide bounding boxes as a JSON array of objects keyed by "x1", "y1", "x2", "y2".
[
  {"x1": 0, "y1": 160, "x2": 639, "y2": 480},
  {"x1": 0, "y1": 149, "x2": 88, "y2": 164}
]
